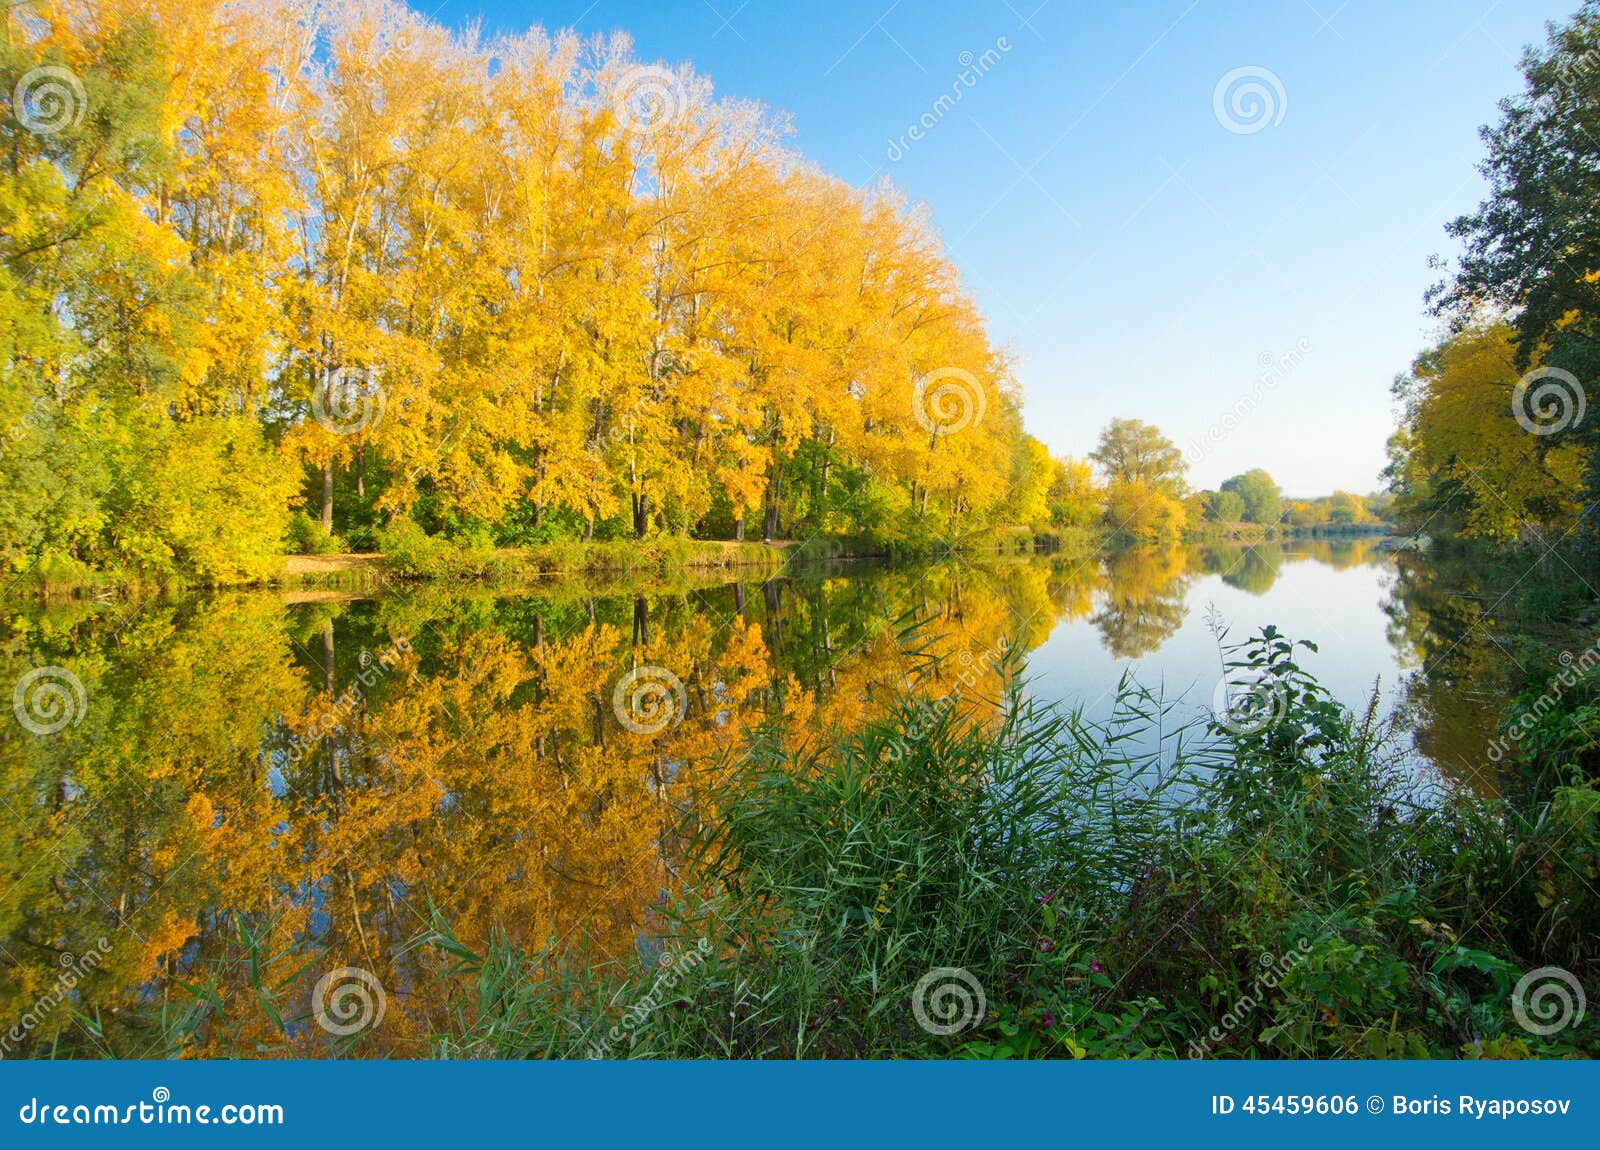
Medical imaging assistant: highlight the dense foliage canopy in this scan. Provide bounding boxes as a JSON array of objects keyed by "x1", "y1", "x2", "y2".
[
  {"x1": 1, "y1": 0, "x2": 1054, "y2": 582},
  {"x1": 1414, "y1": 2, "x2": 1600, "y2": 541}
]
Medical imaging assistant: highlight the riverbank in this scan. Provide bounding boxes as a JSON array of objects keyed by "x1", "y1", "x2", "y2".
[
  {"x1": 8, "y1": 538, "x2": 826, "y2": 600},
  {"x1": 1, "y1": 522, "x2": 1386, "y2": 602},
  {"x1": 286, "y1": 538, "x2": 794, "y2": 591},
  {"x1": 3, "y1": 508, "x2": 1391, "y2": 601},
  {"x1": 7, "y1": 529, "x2": 1059, "y2": 600},
  {"x1": 292, "y1": 525, "x2": 1062, "y2": 588},
  {"x1": 1184, "y1": 522, "x2": 1393, "y2": 543}
]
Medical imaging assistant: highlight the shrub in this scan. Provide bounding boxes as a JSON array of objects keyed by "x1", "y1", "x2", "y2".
[{"x1": 289, "y1": 512, "x2": 347, "y2": 556}]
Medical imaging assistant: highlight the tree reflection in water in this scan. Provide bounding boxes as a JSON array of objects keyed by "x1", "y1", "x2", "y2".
[{"x1": 4, "y1": 534, "x2": 1503, "y2": 1057}]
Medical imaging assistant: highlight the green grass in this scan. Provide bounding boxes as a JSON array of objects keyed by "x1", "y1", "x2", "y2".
[
  {"x1": 412, "y1": 626, "x2": 1600, "y2": 1060},
  {"x1": 373, "y1": 522, "x2": 788, "y2": 582}
]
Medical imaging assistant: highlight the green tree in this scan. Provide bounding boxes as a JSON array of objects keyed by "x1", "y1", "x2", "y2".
[
  {"x1": 1386, "y1": 325, "x2": 1583, "y2": 538},
  {"x1": 1431, "y1": 3, "x2": 1600, "y2": 526},
  {"x1": 1220, "y1": 469, "x2": 1282, "y2": 525},
  {"x1": 1204, "y1": 489, "x2": 1246, "y2": 522},
  {"x1": 1090, "y1": 418, "x2": 1187, "y2": 496},
  {"x1": 1046, "y1": 455, "x2": 1099, "y2": 528}
]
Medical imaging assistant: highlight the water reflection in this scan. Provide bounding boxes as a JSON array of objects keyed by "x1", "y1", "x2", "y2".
[
  {"x1": 1378, "y1": 546, "x2": 1557, "y2": 795},
  {"x1": 2, "y1": 533, "x2": 1489, "y2": 1058}
]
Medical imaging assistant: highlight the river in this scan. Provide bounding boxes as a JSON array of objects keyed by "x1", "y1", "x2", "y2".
[{"x1": 0, "y1": 535, "x2": 1512, "y2": 1055}]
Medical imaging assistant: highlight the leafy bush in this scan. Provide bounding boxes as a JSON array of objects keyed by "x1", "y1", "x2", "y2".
[{"x1": 288, "y1": 512, "x2": 347, "y2": 556}]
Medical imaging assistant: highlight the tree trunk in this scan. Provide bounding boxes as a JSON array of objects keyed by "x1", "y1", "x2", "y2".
[
  {"x1": 322, "y1": 621, "x2": 341, "y2": 791},
  {"x1": 763, "y1": 466, "x2": 782, "y2": 541},
  {"x1": 321, "y1": 460, "x2": 335, "y2": 534},
  {"x1": 734, "y1": 515, "x2": 745, "y2": 542},
  {"x1": 763, "y1": 579, "x2": 784, "y2": 655},
  {"x1": 820, "y1": 434, "x2": 833, "y2": 519},
  {"x1": 633, "y1": 492, "x2": 650, "y2": 539},
  {"x1": 356, "y1": 444, "x2": 365, "y2": 500},
  {"x1": 323, "y1": 621, "x2": 335, "y2": 694}
]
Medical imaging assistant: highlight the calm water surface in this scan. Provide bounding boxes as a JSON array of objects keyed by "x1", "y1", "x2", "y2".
[{"x1": 0, "y1": 537, "x2": 1506, "y2": 1055}]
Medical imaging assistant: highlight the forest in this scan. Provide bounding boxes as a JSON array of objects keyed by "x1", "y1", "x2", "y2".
[
  {"x1": 0, "y1": 0, "x2": 1037, "y2": 585},
  {"x1": 1, "y1": 0, "x2": 1390, "y2": 590}
]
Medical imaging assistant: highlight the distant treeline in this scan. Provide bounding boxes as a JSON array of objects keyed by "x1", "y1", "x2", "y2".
[{"x1": 1035, "y1": 420, "x2": 1389, "y2": 546}]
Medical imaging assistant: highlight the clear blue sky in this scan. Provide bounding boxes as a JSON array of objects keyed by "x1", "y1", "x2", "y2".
[{"x1": 417, "y1": 0, "x2": 1574, "y2": 497}]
